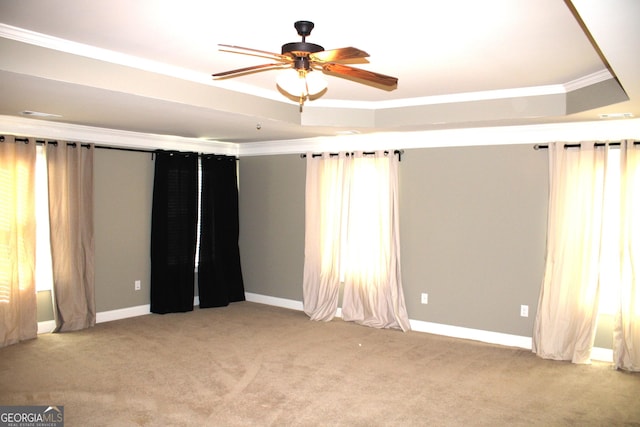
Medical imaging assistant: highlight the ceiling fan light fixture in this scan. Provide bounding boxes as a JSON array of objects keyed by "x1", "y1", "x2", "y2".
[{"x1": 276, "y1": 68, "x2": 327, "y2": 98}]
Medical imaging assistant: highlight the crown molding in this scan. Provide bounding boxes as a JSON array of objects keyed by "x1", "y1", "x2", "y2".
[
  {"x1": 238, "y1": 118, "x2": 640, "y2": 156},
  {"x1": 0, "y1": 115, "x2": 239, "y2": 155},
  {"x1": 3, "y1": 114, "x2": 639, "y2": 157},
  {"x1": 564, "y1": 69, "x2": 614, "y2": 92}
]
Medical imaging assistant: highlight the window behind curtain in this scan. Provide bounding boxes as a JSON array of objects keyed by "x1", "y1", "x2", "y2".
[
  {"x1": 533, "y1": 141, "x2": 640, "y2": 368},
  {"x1": 0, "y1": 137, "x2": 38, "y2": 347},
  {"x1": 35, "y1": 145, "x2": 54, "y2": 293},
  {"x1": 303, "y1": 151, "x2": 410, "y2": 331},
  {"x1": 598, "y1": 148, "x2": 621, "y2": 315}
]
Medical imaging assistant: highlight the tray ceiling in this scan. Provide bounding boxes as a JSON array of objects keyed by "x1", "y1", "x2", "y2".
[{"x1": 0, "y1": 0, "x2": 638, "y2": 144}]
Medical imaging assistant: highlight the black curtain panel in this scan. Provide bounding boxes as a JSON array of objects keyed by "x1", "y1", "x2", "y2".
[
  {"x1": 198, "y1": 155, "x2": 245, "y2": 307},
  {"x1": 150, "y1": 151, "x2": 198, "y2": 314}
]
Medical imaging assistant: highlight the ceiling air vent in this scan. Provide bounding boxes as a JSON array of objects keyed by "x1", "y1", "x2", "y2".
[
  {"x1": 598, "y1": 112, "x2": 634, "y2": 119},
  {"x1": 21, "y1": 110, "x2": 62, "y2": 118}
]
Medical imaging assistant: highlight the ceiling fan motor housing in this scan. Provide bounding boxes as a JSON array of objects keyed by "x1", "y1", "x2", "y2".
[
  {"x1": 282, "y1": 42, "x2": 324, "y2": 60},
  {"x1": 281, "y1": 20, "x2": 324, "y2": 69}
]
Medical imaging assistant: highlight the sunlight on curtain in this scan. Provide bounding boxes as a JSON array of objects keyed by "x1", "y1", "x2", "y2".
[
  {"x1": 0, "y1": 164, "x2": 14, "y2": 304},
  {"x1": 342, "y1": 157, "x2": 391, "y2": 285},
  {"x1": 16, "y1": 163, "x2": 32, "y2": 294},
  {"x1": 0, "y1": 137, "x2": 37, "y2": 347},
  {"x1": 533, "y1": 141, "x2": 640, "y2": 370},
  {"x1": 319, "y1": 155, "x2": 346, "y2": 280},
  {"x1": 533, "y1": 142, "x2": 608, "y2": 364},
  {"x1": 0, "y1": 166, "x2": 12, "y2": 304},
  {"x1": 598, "y1": 148, "x2": 621, "y2": 315},
  {"x1": 303, "y1": 151, "x2": 410, "y2": 331},
  {"x1": 614, "y1": 140, "x2": 640, "y2": 371},
  {"x1": 303, "y1": 153, "x2": 346, "y2": 321}
]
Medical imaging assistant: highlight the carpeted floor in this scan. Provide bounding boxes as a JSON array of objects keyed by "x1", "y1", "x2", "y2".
[{"x1": 1, "y1": 302, "x2": 639, "y2": 426}]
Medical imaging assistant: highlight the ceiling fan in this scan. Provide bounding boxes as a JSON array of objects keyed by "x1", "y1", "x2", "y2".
[{"x1": 212, "y1": 21, "x2": 398, "y2": 109}]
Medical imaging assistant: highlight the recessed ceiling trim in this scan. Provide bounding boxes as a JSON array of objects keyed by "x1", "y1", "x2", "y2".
[
  {"x1": 311, "y1": 85, "x2": 566, "y2": 110},
  {"x1": 0, "y1": 114, "x2": 238, "y2": 155},
  {"x1": 238, "y1": 118, "x2": 640, "y2": 157},
  {"x1": 309, "y1": 69, "x2": 613, "y2": 111},
  {"x1": 0, "y1": 23, "x2": 615, "y2": 114},
  {"x1": 3, "y1": 114, "x2": 639, "y2": 158},
  {"x1": 563, "y1": 69, "x2": 613, "y2": 91}
]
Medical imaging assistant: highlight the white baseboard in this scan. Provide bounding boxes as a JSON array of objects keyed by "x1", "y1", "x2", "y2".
[
  {"x1": 591, "y1": 347, "x2": 614, "y2": 363},
  {"x1": 94, "y1": 294, "x2": 202, "y2": 323},
  {"x1": 96, "y1": 304, "x2": 151, "y2": 323},
  {"x1": 38, "y1": 296, "x2": 203, "y2": 333},
  {"x1": 243, "y1": 292, "x2": 613, "y2": 362},
  {"x1": 37, "y1": 305, "x2": 151, "y2": 334},
  {"x1": 245, "y1": 292, "x2": 532, "y2": 349},
  {"x1": 409, "y1": 318, "x2": 533, "y2": 350},
  {"x1": 37, "y1": 292, "x2": 614, "y2": 363},
  {"x1": 37, "y1": 320, "x2": 56, "y2": 334},
  {"x1": 245, "y1": 292, "x2": 304, "y2": 311}
]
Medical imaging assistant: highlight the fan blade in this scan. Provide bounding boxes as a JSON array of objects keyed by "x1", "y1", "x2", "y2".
[
  {"x1": 309, "y1": 47, "x2": 369, "y2": 63},
  {"x1": 321, "y1": 63, "x2": 398, "y2": 87},
  {"x1": 212, "y1": 63, "x2": 289, "y2": 78},
  {"x1": 218, "y1": 44, "x2": 289, "y2": 61}
]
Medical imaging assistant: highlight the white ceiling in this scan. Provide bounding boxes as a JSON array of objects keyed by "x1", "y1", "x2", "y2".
[{"x1": 0, "y1": 0, "x2": 639, "y2": 144}]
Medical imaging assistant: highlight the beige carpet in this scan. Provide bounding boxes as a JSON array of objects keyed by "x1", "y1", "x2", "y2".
[{"x1": 1, "y1": 302, "x2": 639, "y2": 426}]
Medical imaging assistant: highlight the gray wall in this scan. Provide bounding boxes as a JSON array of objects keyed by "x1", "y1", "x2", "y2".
[
  {"x1": 94, "y1": 148, "x2": 155, "y2": 312},
  {"x1": 399, "y1": 145, "x2": 548, "y2": 335},
  {"x1": 36, "y1": 143, "x2": 613, "y2": 348},
  {"x1": 238, "y1": 154, "x2": 306, "y2": 301}
]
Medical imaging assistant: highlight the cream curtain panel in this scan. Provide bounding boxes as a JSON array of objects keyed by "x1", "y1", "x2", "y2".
[
  {"x1": 303, "y1": 151, "x2": 410, "y2": 331},
  {"x1": 533, "y1": 141, "x2": 640, "y2": 371},
  {"x1": 615, "y1": 140, "x2": 640, "y2": 371},
  {"x1": 303, "y1": 153, "x2": 346, "y2": 322},
  {"x1": 46, "y1": 142, "x2": 96, "y2": 332},
  {"x1": 0, "y1": 136, "x2": 37, "y2": 348}
]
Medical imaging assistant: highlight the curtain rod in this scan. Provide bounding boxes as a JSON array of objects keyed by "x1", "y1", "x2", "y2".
[
  {"x1": 1, "y1": 136, "x2": 238, "y2": 159},
  {"x1": 534, "y1": 141, "x2": 640, "y2": 150},
  {"x1": 300, "y1": 150, "x2": 405, "y2": 161}
]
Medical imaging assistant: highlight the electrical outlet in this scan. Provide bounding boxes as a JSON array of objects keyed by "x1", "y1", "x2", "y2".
[
  {"x1": 520, "y1": 304, "x2": 529, "y2": 317},
  {"x1": 135, "y1": 280, "x2": 141, "y2": 291},
  {"x1": 421, "y1": 293, "x2": 428, "y2": 304}
]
